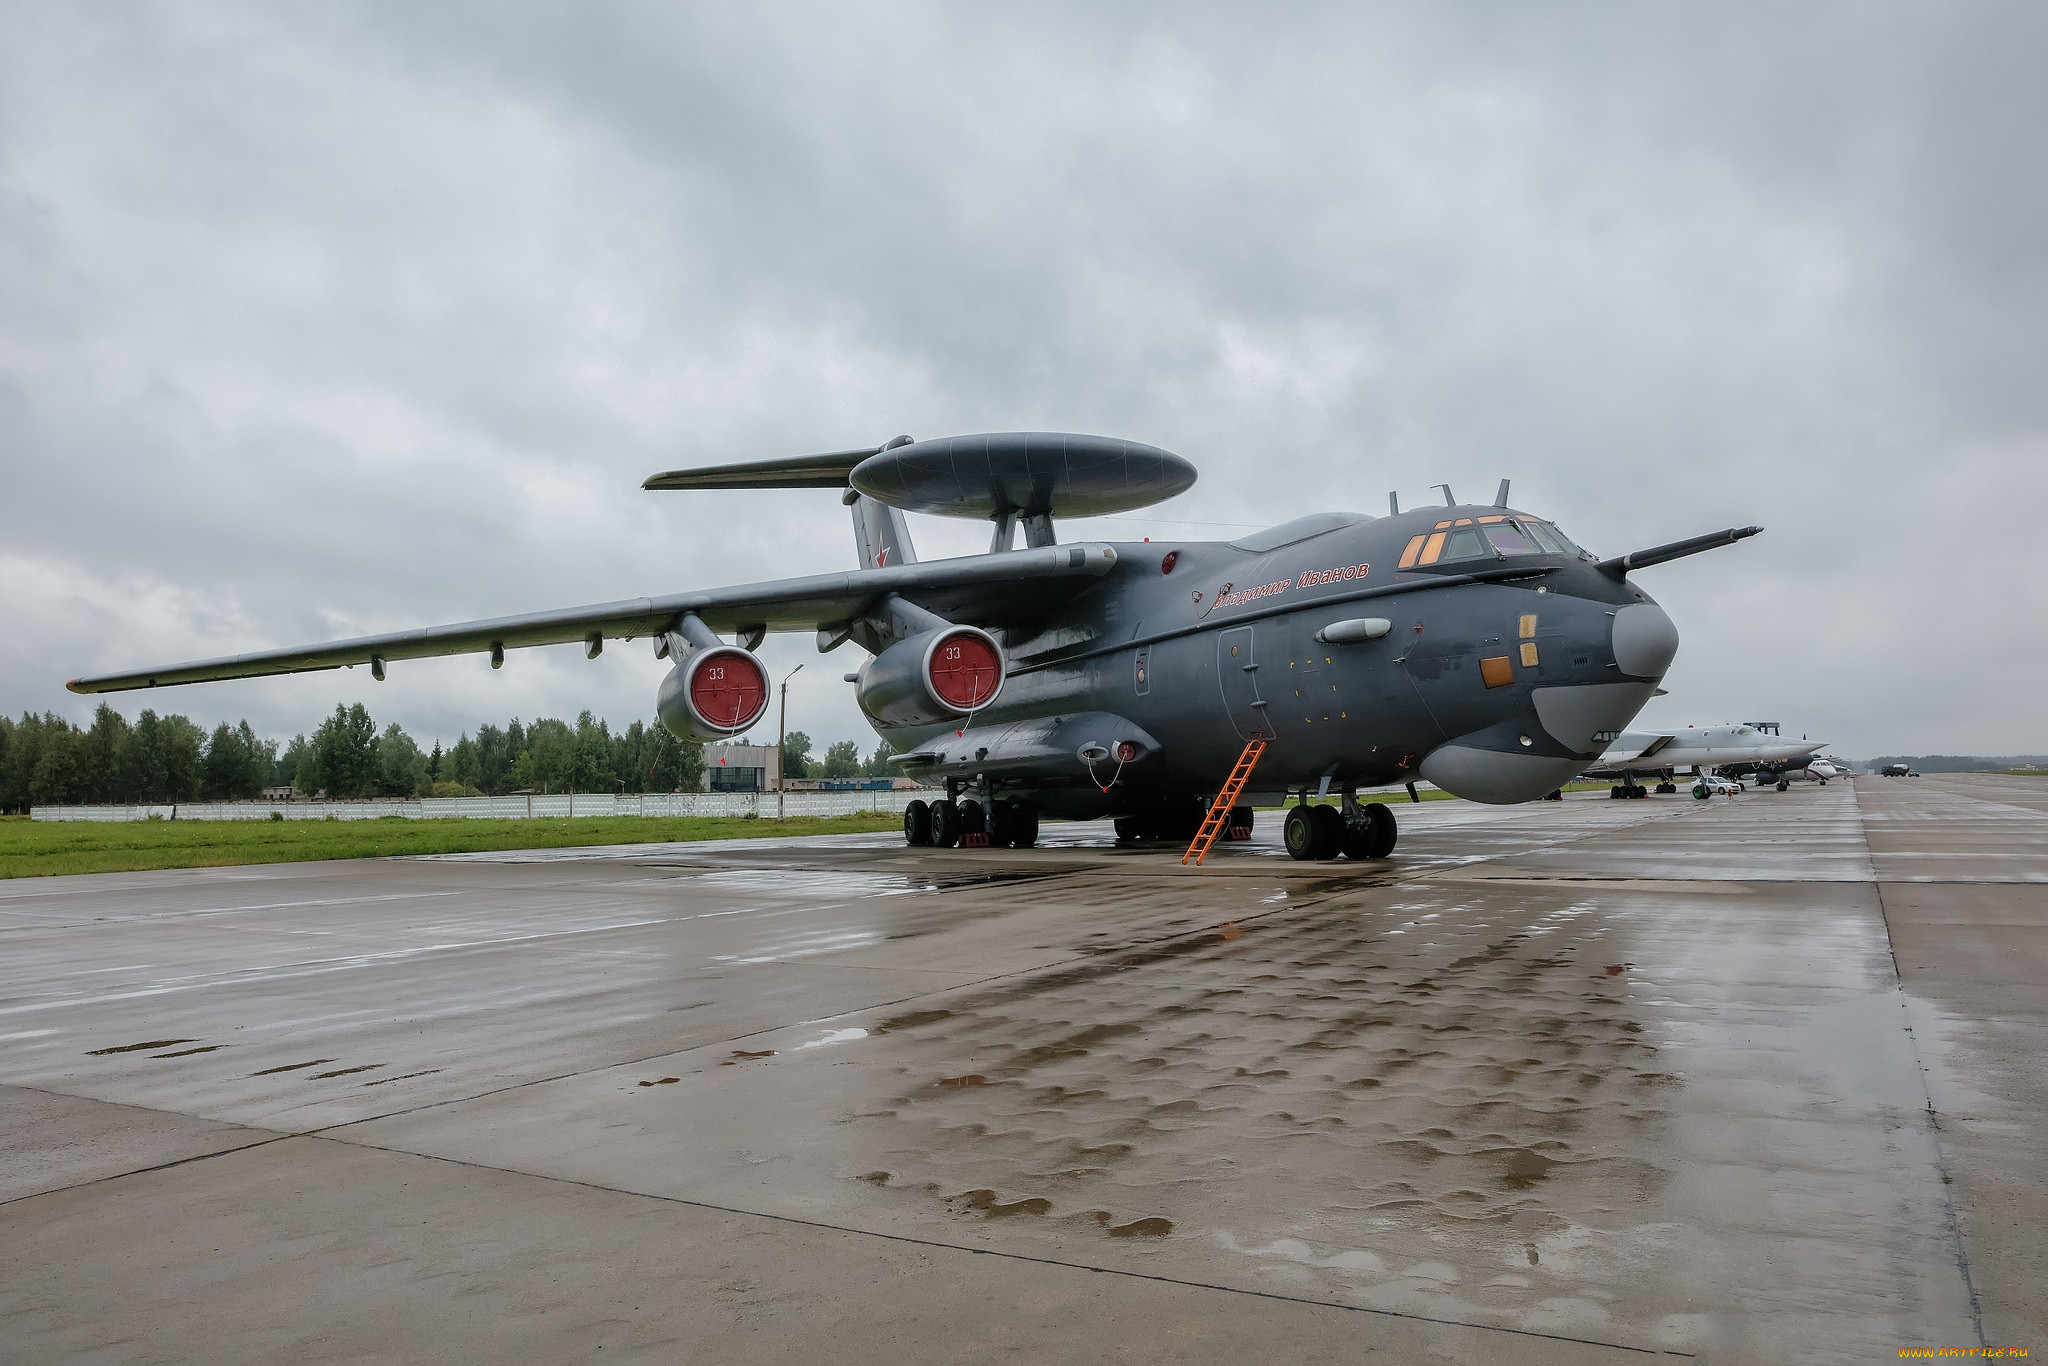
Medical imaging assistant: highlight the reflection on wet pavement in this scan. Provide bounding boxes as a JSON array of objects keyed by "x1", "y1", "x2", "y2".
[{"x1": 6, "y1": 781, "x2": 2030, "y2": 1362}]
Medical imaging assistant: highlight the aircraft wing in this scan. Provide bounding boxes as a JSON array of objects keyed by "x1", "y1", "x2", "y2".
[{"x1": 67, "y1": 544, "x2": 1120, "y2": 695}]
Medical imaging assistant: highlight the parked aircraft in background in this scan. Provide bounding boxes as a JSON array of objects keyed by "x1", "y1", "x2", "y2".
[
  {"x1": 68, "y1": 432, "x2": 1760, "y2": 861},
  {"x1": 1586, "y1": 720, "x2": 1827, "y2": 796}
]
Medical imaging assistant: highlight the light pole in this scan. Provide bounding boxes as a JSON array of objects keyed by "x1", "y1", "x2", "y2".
[{"x1": 775, "y1": 663, "x2": 804, "y2": 799}]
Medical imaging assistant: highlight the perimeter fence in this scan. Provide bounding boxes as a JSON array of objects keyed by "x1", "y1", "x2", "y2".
[{"x1": 30, "y1": 790, "x2": 925, "y2": 823}]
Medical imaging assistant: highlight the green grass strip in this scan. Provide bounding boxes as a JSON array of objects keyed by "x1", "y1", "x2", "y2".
[{"x1": 0, "y1": 811, "x2": 903, "y2": 879}]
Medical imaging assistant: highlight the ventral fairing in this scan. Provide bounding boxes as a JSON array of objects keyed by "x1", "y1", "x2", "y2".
[{"x1": 69, "y1": 432, "x2": 1761, "y2": 861}]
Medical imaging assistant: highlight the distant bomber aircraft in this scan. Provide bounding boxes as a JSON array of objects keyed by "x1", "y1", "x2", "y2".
[
  {"x1": 1585, "y1": 721, "x2": 1828, "y2": 795},
  {"x1": 69, "y1": 433, "x2": 1760, "y2": 861}
]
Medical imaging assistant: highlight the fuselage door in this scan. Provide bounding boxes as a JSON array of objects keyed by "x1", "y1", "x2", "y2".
[{"x1": 1217, "y1": 625, "x2": 1270, "y2": 740}]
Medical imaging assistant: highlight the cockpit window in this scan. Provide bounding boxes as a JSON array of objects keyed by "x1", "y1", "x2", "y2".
[
  {"x1": 1482, "y1": 521, "x2": 1538, "y2": 555},
  {"x1": 1399, "y1": 516, "x2": 1588, "y2": 569},
  {"x1": 1526, "y1": 521, "x2": 1585, "y2": 555},
  {"x1": 1442, "y1": 527, "x2": 1486, "y2": 561}
]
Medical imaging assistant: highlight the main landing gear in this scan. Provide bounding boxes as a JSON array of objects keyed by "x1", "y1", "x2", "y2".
[
  {"x1": 1283, "y1": 796, "x2": 1397, "y2": 862},
  {"x1": 902, "y1": 794, "x2": 1039, "y2": 849}
]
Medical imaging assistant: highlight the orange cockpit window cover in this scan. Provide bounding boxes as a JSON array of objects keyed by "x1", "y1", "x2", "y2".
[
  {"x1": 1398, "y1": 535, "x2": 1425, "y2": 569},
  {"x1": 1419, "y1": 531, "x2": 1448, "y2": 565}
]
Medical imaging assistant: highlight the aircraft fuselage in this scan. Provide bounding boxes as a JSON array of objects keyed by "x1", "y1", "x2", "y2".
[{"x1": 867, "y1": 504, "x2": 1676, "y2": 815}]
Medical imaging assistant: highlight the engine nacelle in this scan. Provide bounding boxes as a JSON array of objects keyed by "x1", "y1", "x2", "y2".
[
  {"x1": 657, "y1": 643, "x2": 770, "y2": 743},
  {"x1": 856, "y1": 626, "x2": 1005, "y2": 728}
]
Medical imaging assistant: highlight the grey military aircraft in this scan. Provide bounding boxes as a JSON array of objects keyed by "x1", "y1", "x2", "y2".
[
  {"x1": 1584, "y1": 721, "x2": 1828, "y2": 795},
  {"x1": 68, "y1": 433, "x2": 1761, "y2": 861}
]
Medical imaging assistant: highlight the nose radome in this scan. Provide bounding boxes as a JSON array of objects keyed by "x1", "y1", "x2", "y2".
[{"x1": 1612, "y1": 602, "x2": 1679, "y2": 679}]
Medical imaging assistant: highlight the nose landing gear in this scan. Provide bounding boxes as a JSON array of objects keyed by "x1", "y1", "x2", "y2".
[{"x1": 1284, "y1": 791, "x2": 1398, "y2": 862}]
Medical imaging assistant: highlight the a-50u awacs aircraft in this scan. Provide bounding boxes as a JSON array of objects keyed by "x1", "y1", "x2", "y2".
[{"x1": 69, "y1": 433, "x2": 1760, "y2": 861}]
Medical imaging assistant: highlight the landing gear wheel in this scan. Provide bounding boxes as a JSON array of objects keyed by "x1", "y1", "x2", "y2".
[
  {"x1": 986, "y1": 799, "x2": 1013, "y2": 847},
  {"x1": 1283, "y1": 805, "x2": 1321, "y2": 861},
  {"x1": 1113, "y1": 815, "x2": 1143, "y2": 842},
  {"x1": 958, "y1": 799, "x2": 986, "y2": 838},
  {"x1": 1363, "y1": 802, "x2": 1397, "y2": 858},
  {"x1": 1776, "y1": 779, "x2": 1790, "y2": 792},
  {"x1": 931, "y1": 800, "x2": 963, "y2": 848},
  {"x1": 1692, "y1": 784, "x2": 1709, "y2": 800},
  {"x1": 1610, "y1": 785, "x2": 1626, "y2": 799},
  {"x1": 1310, "y1": 804, "x2": 1344, "y2": 861},
  {"x1": 1340, "y1": 818, "x2": 1373, "y2": 860},
  {"x1": 1229, "y1": 805, "x2": 1254, "y2": 838},
  {"x1": 903, "y1": 799, "x2": 933, "y2": 847},
  {"x1": 1656, "y1": 782, "x2": 1677, "y2": 794},
  {"x1": 1005, "y1": 797, "x2": 1039, "y2": 849}
]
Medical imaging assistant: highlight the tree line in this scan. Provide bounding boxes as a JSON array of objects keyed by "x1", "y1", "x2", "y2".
[
  {"x1": 2, "y1": 704, "x2": 705, "y2": 810},
  {"x1": 1, "y1": 703, "x2": 901, "y2": 811},
  {"x1": 779, "y1": 732, "x2": 897, "y2": 783}
]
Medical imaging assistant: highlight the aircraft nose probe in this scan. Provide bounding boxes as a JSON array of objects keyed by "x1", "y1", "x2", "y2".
[{"x1": 1598, "y1": 525, "x2": 1763, "y2": 578}]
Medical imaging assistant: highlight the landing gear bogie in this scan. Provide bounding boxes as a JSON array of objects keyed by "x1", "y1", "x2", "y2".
[
  {"x1": 930, "y1": 799, "x2": 963, "y2": 848},
  {"x1": 904, "y1": 793, "x2": 1038, "y2": 848},
  {"x1": 1287, "y1": 800, "x2": 1397, "y2": 862},
  {"x1": 1310, "y1": 804, "x2": 1345, "y2": 861},
  {"x1": 1283, "y1": 805, "x2": 1323, "y2": 861},
  {"x1": 903, "y1": 799, "x2": 933, "y2": 846}
]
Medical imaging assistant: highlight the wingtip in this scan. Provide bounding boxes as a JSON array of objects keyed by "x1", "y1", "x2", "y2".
[{"x1": 65, "y1": 678, "x2": 86, "y2": 695}]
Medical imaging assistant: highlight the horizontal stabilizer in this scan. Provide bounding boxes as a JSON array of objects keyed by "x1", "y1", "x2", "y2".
[{"x1": 643, "y1": 439, "x2": 909, "y2": 492}]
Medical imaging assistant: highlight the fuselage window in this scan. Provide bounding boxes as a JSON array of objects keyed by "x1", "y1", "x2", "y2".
[
  {"x1": 1416, "y1": 530, "x2": 1449, "y2": 565},
  {"x1": 1398, "y1": 535, "x2": 1426, "y2": 569}
]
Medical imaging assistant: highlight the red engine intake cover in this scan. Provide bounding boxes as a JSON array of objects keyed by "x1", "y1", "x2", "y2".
[
  {"x1": 926, "y1": 630, "x2": 1002, "y2": 711},
  {"x1": 688, "y1": 648, "x2": 768, "y2": 732}
]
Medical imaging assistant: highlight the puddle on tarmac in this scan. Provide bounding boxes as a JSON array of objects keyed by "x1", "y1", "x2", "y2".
[
  {"x1": 873, "y1": 1010, "x2": 952, "y2": 1033},
  {"x1": 86, "y1": 1039, "x2": 195, "y2": 1055},
  {"x1": 363, "y1": 1068, "x2": 442, "y2": 1087},
  {"x1": 798, "y1": 1028, "x2": 869, "y2": 1050}
]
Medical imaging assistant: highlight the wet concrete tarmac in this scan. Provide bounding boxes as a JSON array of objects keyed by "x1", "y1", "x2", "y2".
[{"x1": 1, "y1": 777, "x2": 2039, "y2": 1363}]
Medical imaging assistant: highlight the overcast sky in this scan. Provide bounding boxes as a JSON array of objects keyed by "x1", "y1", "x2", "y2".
[{"x1": 4, "y1": 2, "x2": 2043, "y2": 761}]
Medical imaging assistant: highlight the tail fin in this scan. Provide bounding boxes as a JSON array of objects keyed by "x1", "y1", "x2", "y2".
[{"x1": 852, "y1": 495, "x2": 917, "y2": 569}]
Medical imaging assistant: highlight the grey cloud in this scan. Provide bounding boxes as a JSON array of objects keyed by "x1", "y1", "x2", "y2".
[{"x1": 2, "y1": 1, "x2": 2043, "y2": 757}]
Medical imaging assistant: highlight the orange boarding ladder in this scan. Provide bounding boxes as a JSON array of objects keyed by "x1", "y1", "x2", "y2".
[{"x1": 1183, "y1": 739, "x2": 1268, "y2": 865}]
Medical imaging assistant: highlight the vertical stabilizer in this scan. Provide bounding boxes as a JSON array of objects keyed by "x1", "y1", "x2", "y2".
[{"x1": 852, "y1": 494, "x2": 918, "y2": 569}]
